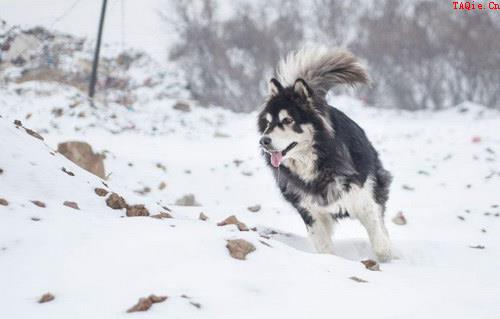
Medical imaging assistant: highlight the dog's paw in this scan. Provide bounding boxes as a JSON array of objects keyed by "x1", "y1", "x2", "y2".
[{"x1": 373, "y1": 237, "x2": 392, "y2": 262}]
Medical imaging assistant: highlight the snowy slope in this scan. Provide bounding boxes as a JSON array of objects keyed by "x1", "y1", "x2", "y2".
[{"x1": 1, "y1": 91, "x2": 500, "y2": 318}]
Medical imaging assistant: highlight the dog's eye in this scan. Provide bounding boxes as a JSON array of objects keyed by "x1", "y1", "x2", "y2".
[{"x1": 282, "y1": 117, "x2": 293, "y2": 125}]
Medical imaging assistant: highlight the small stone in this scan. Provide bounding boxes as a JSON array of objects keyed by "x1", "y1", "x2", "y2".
[
  {"x1": 349, "y1": 276, "x2": 368, "y2": 283},
  {"x1": 158, "y1": 181, "x2": 167, "y2": 190},
  {"x1": 226, "y1": 239, "x2": 256, "y2": 260},
  {"x1": 214, "y1": 131, "x2": 230, "y2": 138},
  {"x1": 94, "y1": 188, "x2": 108, "y2": 197},
  {"x1": 361, "y1": 259, "x2": 380, "y2": 271},
  {"x1": 126, "y1": 204, "x2": 150, "y2": 217},
  {"x1": 63, "y1": 201, "x2": 79, "y2": 210},
  {"x1": 105, "y1": 193, "x2": 128, "y2": 210},
  {"x1": 61, "y1": 167, "x2": 75, "y2": 176},
  {"x1": 175, "y1": 194, "x2": 200, "y2": 206},
  {"x1": 457, "y1": 215, "x2": 465, "y2": 221},
  {"x1": 190, "y1": 301, "x2": 202, "y2": 309},
  {"x1": 31, "y1": 200, "x2": 46, "y2": 208},
  {"x1": 150, "y1": 212, "x2": 172, "y2": 219},
  {"x1": 31, "y1": 217, "x2": 41, "y2": 221},
  {"x1": 402, "y1": 184, "x2": 415, "y2": 191},
  {"x1": 25, "y1": 128, "x2": 44, "y2": 140},
  {"x1": 247, "y1": 204, "x2": 261, "y2": 212},
  {"x1": 14, "y1": 119, "x2": 22, "y2": 126},
  {"x1": 392, "y1": 211, "x2": 407, "y2": 225},
  {"x1": 199, "y1": 212, "x2": 208, "y2": 221},
  {"x1": 127, "y1": 294, "x2": 167, "y2": 313},
  {"x1": 0, "y1": 198, "x2": 8, "y2": 206},
  {"x1": 38, "y1": 293, "x2": 55, "y2": 303},
  {"x1": 0, "y1": 168, "x2": 3, "y2": 174},
  {"x1": 469, "y1": 245, "x2": 485, "y2": 249},
  {"x1": 218, "y1": 215, "x2": 249, "y2": 231},
  {"x1": 173, "y1": 101, "x2": 191, "y2": 112}
]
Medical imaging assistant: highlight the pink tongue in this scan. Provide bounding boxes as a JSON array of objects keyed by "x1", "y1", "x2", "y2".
[{"x1": 270, "y1": 152, "x2": 283, "y2": 168}]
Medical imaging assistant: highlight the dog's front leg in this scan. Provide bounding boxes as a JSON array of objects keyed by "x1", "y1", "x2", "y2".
[{"x1": 297, "y1": 207, "x2": 334, "y2": 254}]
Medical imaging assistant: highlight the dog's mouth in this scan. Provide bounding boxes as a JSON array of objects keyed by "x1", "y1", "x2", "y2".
[{"x1": 267, "y1": 142, "x2": 298, "y2": 168}]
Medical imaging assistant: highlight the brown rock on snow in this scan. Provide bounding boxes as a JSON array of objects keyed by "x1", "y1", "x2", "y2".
[
  {"x1": 172, "y1": 101, "x2": 191, "y2": 112},
  {"x1": 31, "y1": 200, "x2": 46, "y2": 208},
  {"x1": 127, "y1": 294, "x2": 167, "y2": 313},
  {"x1": 94, "y1": 188, "x2": 109, "y2": 197},
  {"x1": 247, "y1": 204, "x2": 261, "y2": 212},
  {"x1": 392, "y1": 211, "x2": 407, "y2": 225},
  {"x1": 126, "y1": 204, "x2": 150, "y2": 217},
  {"x1": 361, "y1": 259, "x2": 380, "y2": 271},
  {"x1": 25, "y1": 127, "x2": 44, "y2": 140},
  {"x1": 57, "y1": 141, "x2": 105, "y2": 179},
  {"x1": 158, "y1": 181, "x2": 167, "y2": 190},
  {"x1": 63, "y1": 201, "x2": 79, "y2": 210},
  {"x1": 0, "y1": 198, "x2": 8, "y2": 206},
  {"x1": 349, "y1": 276, "x2": 368, "y2": 283},
  {"x1": 38, "y1": 293, "x2": 55, "y2": 303},
  {"x1": 150, "y1": 212, "x2": 172, "y2": 219},
  {"x1": 218, "y1": 215, "x2": 249, "y2": 231},
  {"x1": 175, "y1": 194, "x2": 200, "y2": 206},
  {"x1": 106, "y1": 193, "x2": 128, "y2": 210},
  {"x1": 226, "y1": 239, "x2": 256, "y2": 260}
]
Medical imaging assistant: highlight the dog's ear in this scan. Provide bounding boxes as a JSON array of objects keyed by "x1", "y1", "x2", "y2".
[
  {"x1": 268, "y1": 78, "x2": 284, "y2": 97},
  {"x1": 294, "y1": 78, "x2": 313, "y2": 99}
]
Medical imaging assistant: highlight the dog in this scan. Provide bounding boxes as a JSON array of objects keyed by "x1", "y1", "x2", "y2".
[{"x1": 258, "y1": 47, "x2": 392, "y2": 261}]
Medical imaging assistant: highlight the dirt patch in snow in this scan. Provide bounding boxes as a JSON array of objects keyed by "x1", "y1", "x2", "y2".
[
  {"x1": 361, "y1": 259, "x2": 380, "y2": 271},
  {"x1": 126, "y1": 204, "x2": 149, "y2": 217},
  {"x1": 63, "y1": 201, "x2": 80, "y2": 210},
  {"x1": 0, "y1": 198, "x2": 8, "y2": 206},
  {"x1": 175, "y1": 194, "x2": 200, "y2": 206},
  {"x1": 94, "y1": 188, "x2": 109, "y2": 197},
  {"x1": 150, "y1": 212, "x2": 172, "y2": 219},
  {"x1": 38, "y1": 293, "x2": 55, "y2": 303},
  {"x1": 226, "y1": 239, "x2": 255, "y2": 260},
  {"x1": 106, "y1": 193, "x2": 128, "y2": 210},
  {"x1": 31, "y1": 200, "x2": 46, "y2": 208},
  {"x1": 127, "y1": 294, "x2": 167, "y2": 313},
  {"x1": 218, "y1": 215, "x2": 249, "y2": 231}
]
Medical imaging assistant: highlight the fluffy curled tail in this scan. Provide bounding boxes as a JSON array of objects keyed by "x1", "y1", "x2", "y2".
[{"x1": 276, "y1": 46, "x2": 369, "y2": 99}]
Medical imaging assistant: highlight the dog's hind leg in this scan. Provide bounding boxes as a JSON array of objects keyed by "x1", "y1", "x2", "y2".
[
  {"x1": 298, "y1": 207, "x2": 335, "y2": 254},
  {"x1": 357, "y1": 203, "x2": 392, "y2": 262}
]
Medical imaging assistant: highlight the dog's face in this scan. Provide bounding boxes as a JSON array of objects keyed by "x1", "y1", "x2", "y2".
[{"x1": 258, "y1": 78, "x2": 318, "y2": 168}]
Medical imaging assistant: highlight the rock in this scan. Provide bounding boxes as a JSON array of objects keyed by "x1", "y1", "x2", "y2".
[
  {"x1": 25, "y1": 127, "x2": 44, "y2": 140},
  {"x1": 175, "y1": 194, "x2": 200, "y2": 206},
  {"x1": 214, "y1": 131, "x2": 230, "y2": 138},
  {"x1": 0, "y1": 168, "x2": 3, "y2": 174},
  {"x1": 0, "y1": 198, "x2": 8, "y2": 206},
  {"x1": 126, "y1": 204, "x2": 149, "y2": 217},
  {"x1": 392, "y1": 211, "x2": 407, "y2": 225},
  {"x1": 57, "y1": 141, "x2": 105, "y2": 179},
  {"x1": 349, "y1": 276, "x2": 368, "y2": 283},
  {"x1": 127, "y1": 294, "x2": 167, "y2": 313},
  {"x1": 94, "y1": 188, "x2": 108, "y2": 197},
  {"x1": 150, "y1": 212, "x2": 172, "y2": 219},
  {"x1": 38, "y1": 293, "x2": 55, "y2": 303},
  {"x1": 31, "y1": 217, "x2": 41, "y2": 221},
  {"x1": 61, "y1": 167, "x2": 75, "y2": 176},
  {"x1": 361, "y1": 259, "x2": 380, "y2": 271},
  {"x1": 469, "y1": 245, "x2": 485, "y2": 249},
  {"x1": 31, "y1": 200, "x2": 46, "y2": 208},
  {"x1": 14, "y1": 119, "x2": 22, "y2": 126},
  {"x1": 226, "y1": 239, "x2": 256, "y2": 260},
  {"x1": 106, "y1": 193, "x2": 128, "y2": 210},
  {"x1": 217, "y1": 215, "x2": 249, "y2": 231},
  {"x1": 158, "y1": 181, "x2": 167, "y2": 190},
  {"x1": 63, "y1": 201, "x2": 79, "y2": 210},
  {"x1": 247, "y1": 204, "x2": 261, "y2": 213},
  {"x1": 190, "y1": 301, "x2": 202, "y2": 309},
  {"x1": 199, "y1": 212, "x2": 208, "y2": 221},
  {"x1": 173, "y1": 101, "x2": 191, "y2": 112}
]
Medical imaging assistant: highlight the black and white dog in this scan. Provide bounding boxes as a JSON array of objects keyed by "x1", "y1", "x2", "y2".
[{"x1": 258, "y1": 47, "x2": 392, "y2": 261}]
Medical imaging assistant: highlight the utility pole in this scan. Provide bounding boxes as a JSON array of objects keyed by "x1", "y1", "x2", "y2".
[{"x1": 88, "y1": 0, "x2": 108, "y2": 98}]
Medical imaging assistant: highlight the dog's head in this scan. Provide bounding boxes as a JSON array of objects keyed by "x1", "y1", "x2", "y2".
[{"x1": 257, "y1": 78, "x2": 333, "y2": 168}]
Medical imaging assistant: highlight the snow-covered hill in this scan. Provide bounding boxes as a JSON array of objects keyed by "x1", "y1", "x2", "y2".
[{"x1": 1, "y1": 89, "x2": 500, "y2": 318}]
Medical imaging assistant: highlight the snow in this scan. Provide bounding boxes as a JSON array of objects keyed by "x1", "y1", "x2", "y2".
[{"x1": 1, "y1": 84, "x2": 500, "y2": 318}]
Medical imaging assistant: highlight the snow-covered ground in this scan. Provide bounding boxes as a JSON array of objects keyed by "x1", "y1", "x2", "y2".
[{"x1": 1, "y1": 79, "x2": 500, "y2": 318}]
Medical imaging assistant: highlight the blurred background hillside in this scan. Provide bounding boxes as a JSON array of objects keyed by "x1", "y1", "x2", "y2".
[{"x1": 1, "y1": 0, "x2": 499, "y2": 112}]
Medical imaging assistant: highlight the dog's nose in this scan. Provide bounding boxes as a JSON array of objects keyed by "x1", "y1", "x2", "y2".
[{"x1": 260, "y1": 136, "x2": 271, "y2": 147}]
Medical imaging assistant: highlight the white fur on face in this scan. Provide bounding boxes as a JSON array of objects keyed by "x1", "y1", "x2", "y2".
[{"x1": 264, "y1": 111, "x2": 314, "y2": 154}]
